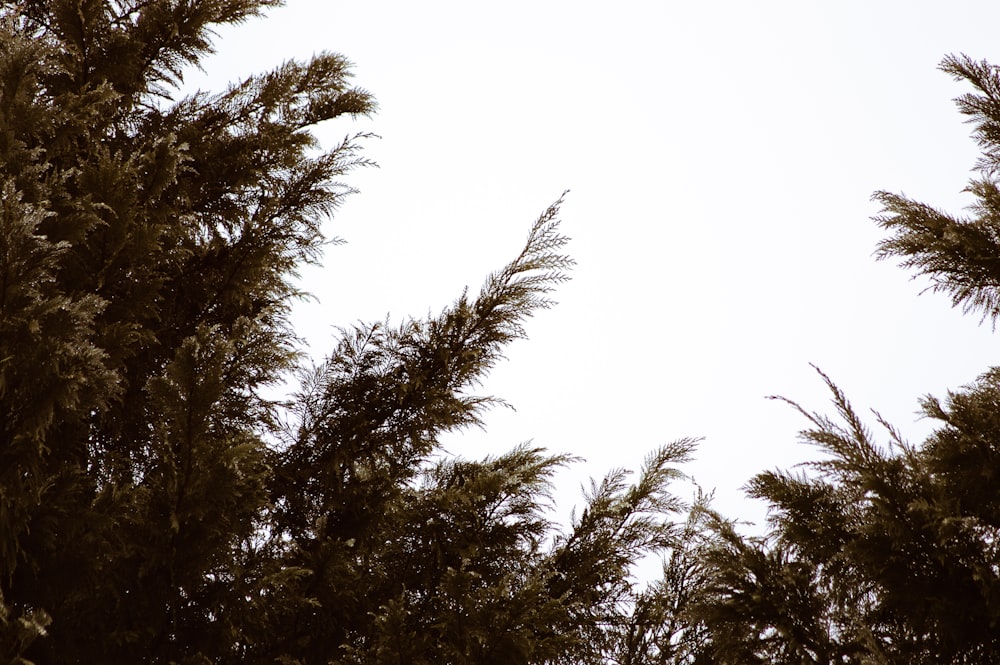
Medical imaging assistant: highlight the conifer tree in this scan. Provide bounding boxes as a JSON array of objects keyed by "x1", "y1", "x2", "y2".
[
  {"x1": 0, "y1": 3, "x2": 699, "y2": 663},
  {"x1": 686, "y1": 55, "x2": 1000, "y2": 665}
]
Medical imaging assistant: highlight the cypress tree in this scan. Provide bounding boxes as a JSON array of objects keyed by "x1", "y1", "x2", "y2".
[
  {"x1": 687, "y1": 55, "x2": 1000, "y2": 665},
  {"x1": 0, "y1": 3, "x2": 698, "y2": 663}
]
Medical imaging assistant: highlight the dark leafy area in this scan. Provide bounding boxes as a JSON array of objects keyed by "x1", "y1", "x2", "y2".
[
  {"x1": 0, "y1": 3, "x2": 700, "y2": 663},
  {"x1": 684, "y1": 54, "x2": 1000, "y2": 664},
  {"x1": 7, "y1": 2, "x2": 1000, "y2": 664}
]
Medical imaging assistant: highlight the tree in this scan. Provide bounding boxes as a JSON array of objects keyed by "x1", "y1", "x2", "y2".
[
  {"x1": 0, "y1": 2, "x2": 699, "y2": 663},
  {"x1": 686, "y1": 55, "x2": 1000, "y2": 665}
]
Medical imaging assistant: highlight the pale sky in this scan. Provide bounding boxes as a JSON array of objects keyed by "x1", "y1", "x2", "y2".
[{"x1": 184, "y1": 1, "x2": 1000, "y2": 528}]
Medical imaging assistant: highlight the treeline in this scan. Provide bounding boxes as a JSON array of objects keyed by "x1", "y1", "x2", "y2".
[{"x1": 1, "y1": 2, "x2": 998, "y2": 664}]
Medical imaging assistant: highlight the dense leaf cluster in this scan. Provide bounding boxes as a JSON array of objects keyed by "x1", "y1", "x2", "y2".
[
  {"x1": 684, "y1": 55, "x2": 1000, "y2": 665},
  {"x1": 5, "y1": 2, "x2": 1000, "y2": 664},
  {"x1": 0, "y1": 2, "x2": 699, "y2": 664}
]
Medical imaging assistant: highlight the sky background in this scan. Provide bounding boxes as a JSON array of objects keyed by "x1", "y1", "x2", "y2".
[{"x1": 183, "y1": 1, "x2": 1000, "y2": 529}]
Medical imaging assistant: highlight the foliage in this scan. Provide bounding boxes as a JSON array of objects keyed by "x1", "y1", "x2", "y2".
[
  {"x1": 875, "y1": 55, "x2": 1000, "y2": 325},
  {"x1": 16, "y1": 2, "x2": 1000, "y2": 664},
  {"x1": 691, "y1": 367, "x2": 1000, "y2": 664},
  {"x1": 0, "y1": 2, "x2": 700, "y2": 663},
  {"x1": 687, "y1": 54, "x2": 1000, "y2": 665}
]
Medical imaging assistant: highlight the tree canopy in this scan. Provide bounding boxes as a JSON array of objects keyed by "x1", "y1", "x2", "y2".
[
  {"x1": 0, "y1": 2, "x2": 700, "y2": 663},
  {"x1": 5, "y1": 2, "x2": 1000, "y2": 665},
  {"x1": 683, "y1": 54, "x2": 1000, "y2": 665}
]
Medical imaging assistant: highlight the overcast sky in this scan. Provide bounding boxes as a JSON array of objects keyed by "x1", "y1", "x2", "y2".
[{"x1": 184, "y1": 1, "x2": 1000, "y2": 528}]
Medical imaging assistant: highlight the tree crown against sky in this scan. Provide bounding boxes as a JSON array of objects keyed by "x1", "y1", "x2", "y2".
[
  {"x1": 6, "y1": 1, "x2": 1000, "y2": 664},
  {"x1": 0, "y1": 2, "x2": 703, "y2": 663},
  {"x1": 682, "y1": 54, "x2": 1000, "y2": 664}
]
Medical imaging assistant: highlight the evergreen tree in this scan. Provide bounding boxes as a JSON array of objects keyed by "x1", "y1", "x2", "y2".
[
  {"x1": 0, "y1": 2, "x2": 699, "y2": 663},
  {"x1": 687, "y1": 55, "x2": 1000, "y2": 665}
]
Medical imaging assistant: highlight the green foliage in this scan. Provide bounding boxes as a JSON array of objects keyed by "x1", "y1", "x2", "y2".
[
  {"x1": 23, "y1": 3, "x2": 1000, "y2": 664},
  {"x1": 686, "y1": 55, "x2": 1000, "y2": 664},
  {"x1": 692, "y1": 367, "x2": 1000, "y2": 664},
  {"x1": 875, "y1": 55, "x2": 1000, "y2": 324},
  {"x1": 0, "y1": 3, "x2": 702, "y2": 663}
]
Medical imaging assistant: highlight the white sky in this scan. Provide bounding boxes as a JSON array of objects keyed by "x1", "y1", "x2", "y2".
[{"x1": 184, "y1": 1, "x2": 1000, "y2": 529}]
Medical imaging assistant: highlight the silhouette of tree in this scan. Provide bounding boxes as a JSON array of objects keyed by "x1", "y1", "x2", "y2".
[
  {"x1": 689, "y1": 55, "x2": 1000, "y2": 665},
  {"x1": 0, "y1": 3, "x2": 699, "y2": 663}
]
